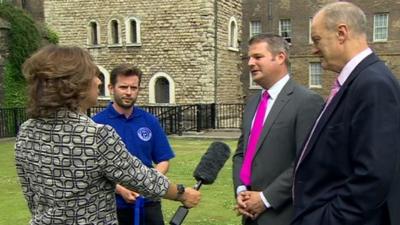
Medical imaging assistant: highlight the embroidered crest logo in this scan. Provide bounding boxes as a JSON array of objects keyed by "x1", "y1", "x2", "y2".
[{"x1": 137, "y1": 127, "x2": 152, "y2": 141}]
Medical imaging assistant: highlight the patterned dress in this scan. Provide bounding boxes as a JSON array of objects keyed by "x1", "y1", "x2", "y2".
[{"x1": 15, "y1": 110, "x2": 170, "y2": 225}]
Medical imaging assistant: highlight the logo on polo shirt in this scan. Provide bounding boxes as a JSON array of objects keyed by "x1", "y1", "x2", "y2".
[{"x1": 137, "y1": 127, "x2": 152, "y2": 141}]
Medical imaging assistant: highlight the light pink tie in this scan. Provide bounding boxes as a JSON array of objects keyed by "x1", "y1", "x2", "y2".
[
  {"x1": 240, "y1": 91, "x2": 269, "y2": 186},
  {"x1": 296, "y1": 78, "x2": 341, "y2": 170},
  {"x1": 293, "y1": 78, "x2": 341, "y2": 199},
  {"x1": 326, "y1": 79, "x2": 341, "y2": 105}
]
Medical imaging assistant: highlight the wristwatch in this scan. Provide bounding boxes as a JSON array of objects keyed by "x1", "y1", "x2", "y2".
[{"x1": 177, "y1": 184, "x2": 185, "y2": 195}]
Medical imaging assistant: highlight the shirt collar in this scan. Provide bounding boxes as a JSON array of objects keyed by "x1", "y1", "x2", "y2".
[
  {"x1": 262, "y1": 74, "x2": 290, "y2": 100},
  {"x1": 337, "y1": 48, "x2": 373, "y2": 86},
  {"x1": 107, "y1": 102, "x2": 138, "y2": 119}
]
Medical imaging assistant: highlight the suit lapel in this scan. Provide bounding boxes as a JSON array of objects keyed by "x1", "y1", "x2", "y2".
[
  {"x1": 255, "y1": 79, "x2": 294, "y2": 152},
  {"x1": 298, "y1": 53, "x2": 380, "y2": 164}
]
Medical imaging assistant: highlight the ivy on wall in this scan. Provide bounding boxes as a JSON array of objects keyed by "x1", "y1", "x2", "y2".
[{"x1": 0, "y1": 3, "x2": 59, "y2": 106}]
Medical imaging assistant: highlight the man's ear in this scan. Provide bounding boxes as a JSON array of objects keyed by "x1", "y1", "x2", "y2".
[
  {"x1": 337, "y1": 23, "x2": 348, "y2": 44},
  {"x1": 277, "y1": 52, "x2": 287, "y2": 65}
]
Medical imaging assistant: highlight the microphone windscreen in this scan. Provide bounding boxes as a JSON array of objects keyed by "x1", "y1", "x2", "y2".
[{"x1": 193, "y1": 141, "x2": 231, "y2": 184}]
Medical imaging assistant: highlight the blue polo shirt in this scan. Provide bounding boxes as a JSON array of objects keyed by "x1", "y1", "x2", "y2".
[{"x1": 92, "y1": 103, "x2": 175, "y2": 208}]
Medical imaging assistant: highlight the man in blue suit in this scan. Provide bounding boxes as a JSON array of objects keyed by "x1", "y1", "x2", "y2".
[{"x1": 292, "y1": 2, "x2": 400, "y2": 225}]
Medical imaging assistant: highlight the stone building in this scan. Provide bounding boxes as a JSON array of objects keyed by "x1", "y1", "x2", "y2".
[
  {"x1": 8, "y1": 0, "x2": 44, "y2": 22},
  {"x1": 43, "y1": 0, "x2": 244, "y2": 105},
  {"x1": 242, "y1": 0, "x2": 400, "y2": 98}
]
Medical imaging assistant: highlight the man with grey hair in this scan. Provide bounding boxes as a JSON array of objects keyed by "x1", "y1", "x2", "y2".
[
  {"x1": 232, "y1": 33, "x2": 323, "y2": 225},
  {"x1": 292, "y1": 2, "x2": 400, "y2": 225}
]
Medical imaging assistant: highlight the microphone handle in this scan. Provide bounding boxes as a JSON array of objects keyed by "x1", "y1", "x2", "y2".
[
  {"x1": 169, "y1": 180, "x2": 203, "y2": 225},
  {"x1": 193, "y1": 180, "x2": 202, "y2": 190}
]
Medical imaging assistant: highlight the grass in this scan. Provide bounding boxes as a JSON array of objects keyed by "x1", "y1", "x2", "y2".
[{"x1": 0, "y1": 138, "x2": 241, "y2": 225}]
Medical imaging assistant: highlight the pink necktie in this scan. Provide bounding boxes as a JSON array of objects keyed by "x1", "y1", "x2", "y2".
[
  {"x1": 240, "y1": 91, "x2": 269, "y2": 186},
  {"x1": 296, "y1": 78, "x2": 341, "y2": 170},
  {"x1": 293, "y1": 78, "x2": 341, "y2": 199},
  {"x1": 326, "y1": 79, "x2": 341, "y2": 105}
]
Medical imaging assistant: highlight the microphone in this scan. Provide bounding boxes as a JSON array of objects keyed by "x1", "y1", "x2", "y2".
[{"x1": 169, "y1": 141, "x2": 231, "y2": 225}]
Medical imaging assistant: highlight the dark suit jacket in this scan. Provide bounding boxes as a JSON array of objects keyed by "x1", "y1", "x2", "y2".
[
  {"x1": 233, "y1": 78, "x2": 324, "y2": 225},
  {"x1": 292, "y1": 53, "x2": 400, "y2": 225}
]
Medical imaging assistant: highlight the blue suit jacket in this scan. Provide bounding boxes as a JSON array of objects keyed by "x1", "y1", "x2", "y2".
[{"x1": 292, "y1": 53, "x2": 400, "y2": 225}]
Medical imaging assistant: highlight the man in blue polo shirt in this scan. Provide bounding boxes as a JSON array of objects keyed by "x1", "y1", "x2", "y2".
[{"x1": 93, "y1": 64, "x2": 175, "y2": 225}]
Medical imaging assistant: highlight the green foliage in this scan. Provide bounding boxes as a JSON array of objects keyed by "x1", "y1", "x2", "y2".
[
  {"x1": 44, "y1": 25, "x2": 59, "y2": 44},
  {"x1": 3, "y1": 62, "x2": 26, "y2": 107},
  {"x1": 0, "y1": 3, "x2": 59, "y2": 106},
  {"x1": 0, "y1": 3, "x2": 40, "y2": 80}
]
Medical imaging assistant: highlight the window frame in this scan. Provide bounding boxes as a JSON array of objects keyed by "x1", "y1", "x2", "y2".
[
  {"x1": 249, "y1": 20, "x2": 262, "y2": 38},
  {"x1": 125, "y1": 16, "x2": 142, "y2": 46},
  {"x1": 228, "y1": 16, "x2": 239, "y2": 51},
  {"x1": 97, "y1": 66, "x2": 111, "y2": 100},
  {"x1": 108, "y1": 18, "x2": 122, "y2": 47},
  {"x1": 373, "y1": 13, "x2": 389, "y2": 42},
  {"x1": 309, "y1": 62, "x2": 323, "y2": 88},
  {"x1": 149, "y1": 72, "x2": 175, "y2": 104},
  {"x1": 279, "y1": 19, "x2": 292, "y2": 44},
  {"x1": 87, "y1": 20, "x2": 101, "y2": 48}
]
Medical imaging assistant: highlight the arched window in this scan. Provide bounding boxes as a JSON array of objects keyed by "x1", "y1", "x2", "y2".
[
  {"x1": 155, "y1": 77, "x2": 170, "y2": 103},
  {"x1": 126, "y1": 17, "x2": 141, "y2": 45},
  {"x1": 88, "y1": 20, "x2": 100, "y2": 46},
  {"x1": 98, "y1": 72, "x2": 105, "y2": 96},
  {"x1": 97, "y1": 66, "x2": 110, "y2": 98},
  {"x1": 228, "y1": 17, "x2": 238, "y2": 50},
  {"x1": 149, "y1": 72, "x2": 175, "y2": 104},
  {"x1": 108, "y1": 19, "x2": 121, "y2": 45}
]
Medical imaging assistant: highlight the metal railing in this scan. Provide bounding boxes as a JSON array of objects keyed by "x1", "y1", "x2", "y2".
[
  {"x1": 0, "y1": 108, "x2": 28, "y2": 138},
  {"x1": 0, "y1": 104, "x2": 244, "y2": 138}
]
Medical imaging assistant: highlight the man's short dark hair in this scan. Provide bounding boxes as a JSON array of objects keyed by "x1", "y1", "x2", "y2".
[
  {"x1": 110, "y1": 64, "x2": 143, "y2": 86},
  {"x1": 249, "y1": 33, "x2": 290, "y2": 66}
]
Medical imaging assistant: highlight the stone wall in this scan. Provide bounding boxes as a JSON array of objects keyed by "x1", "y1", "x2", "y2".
[
  {"x1": 43, "y1": 0, "x2": 243, "y2": 104},
  {"x1": 10, "y1": 0, "x2": 44, "y2": 22},
  {"x1": 216, "y1": 0, "x2": 243, "y2": 103}
]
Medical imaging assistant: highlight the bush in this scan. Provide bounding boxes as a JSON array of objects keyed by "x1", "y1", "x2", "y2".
[{"x1": 0, "y1": 3, "x2": 59, "y2": 106}]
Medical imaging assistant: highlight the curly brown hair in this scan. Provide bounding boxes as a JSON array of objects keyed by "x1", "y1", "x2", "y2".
[{"x1": 22, "y1": 45, "x2": 99, "y2": 118}]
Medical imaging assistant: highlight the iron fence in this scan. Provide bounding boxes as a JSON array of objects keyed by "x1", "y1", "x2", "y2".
[
  {"x1": 0, "y1": 103, "x2": 244, "y2": 138},
  {"x1": 0, "y1": 108, "x2": 28, "y2": 138}
]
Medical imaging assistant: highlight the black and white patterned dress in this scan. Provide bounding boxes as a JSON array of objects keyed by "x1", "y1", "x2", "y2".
[{"x1": 15, "y1": 110, "x2": 170, "y2": 225}]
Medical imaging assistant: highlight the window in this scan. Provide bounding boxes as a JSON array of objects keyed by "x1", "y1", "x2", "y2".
[
  {"x1": 108, "y1": 19, "x2": 121, "y2": 46},
  {"x1": 126, "y1": 17, "x2": 141, "y2": 45},
  {"x1": 21, "y1": 0, "x2": 27, "y2": 9},
  {"x1": 250, "y1": 21, "x2": 261, "y2": 38},
  {"x1": 98, "y1": 73, "x2": 105, "y2": 96},
  {"x1": 228, "y1": 17, "x2": 238, "y2": 50},
  {"x1": 97, "y1": 66, "x2": 110, "y2": 98},
  {"x1": 149, "y1": 72, "x2": 175, "y2": 104},
  {"x1": 88, "y1": 20, "x2": 100, "y2": 46},
  {"x1": 279, "y1": 19, "x2": 292, "y2": 43},
  {"x1": 309, "y1": 63, "x2": 323, "y2": 88},
  {"x1": 155, "y1": 77, "x2": 170, "y2": 103},
  {"x1": 373, "y1": 13, "x2": 388, "y2": 42}
]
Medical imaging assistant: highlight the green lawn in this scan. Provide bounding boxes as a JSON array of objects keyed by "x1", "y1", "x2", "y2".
[{"x1": 0, "y1": 138, "x2": 241, "y2": 225}]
